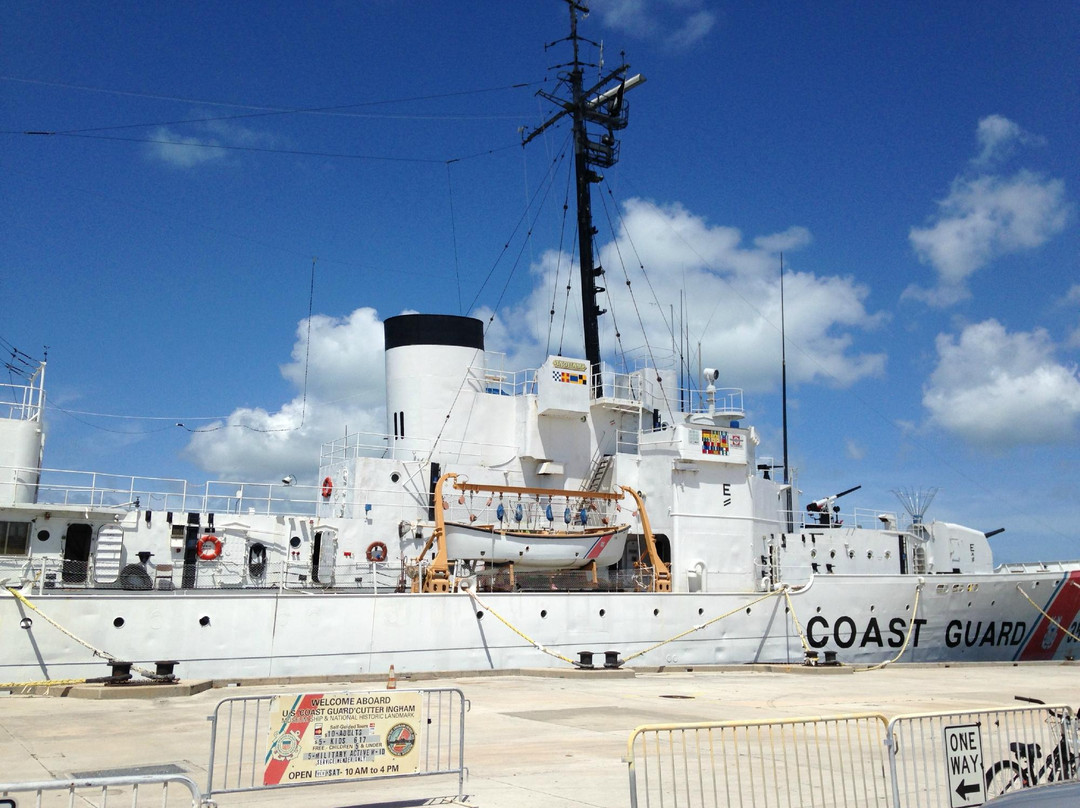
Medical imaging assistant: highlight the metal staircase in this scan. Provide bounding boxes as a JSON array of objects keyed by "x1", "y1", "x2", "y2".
[{"x1": 582, "y1": 455, "x2": 613, "y2": 493}]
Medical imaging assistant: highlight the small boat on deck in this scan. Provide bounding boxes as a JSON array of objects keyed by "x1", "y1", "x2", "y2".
[
  {"x1": 442, "y1": 522, "x2": 630, "y2": 570},
  {"x1": 434, "y1": 476, "x2": 631, "y2": 570}
]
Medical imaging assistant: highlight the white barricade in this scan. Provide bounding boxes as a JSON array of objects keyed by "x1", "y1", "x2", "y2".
[
  {"x1": 0, "y1": 774, "x2": 206, "y2": 807},
  {"x1": 887, "y1": 702, "x2": 1079, "y2": 807},
  {"x1": 626, "y1": 713, "x2": 892, "y2": 807}
]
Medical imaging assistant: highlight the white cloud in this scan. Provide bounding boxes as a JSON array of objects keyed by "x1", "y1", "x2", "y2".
[
  {"x1": 182, "y1": 308, "x2": 387, "y2": 482},
  {"x1": 494, "y1": 199, "x2": 886, "y2": 391},
  {"x1": 184, "y1": 203, "x2": 887, "y2": 480},
  {"x1": 844, "y1": 438, "x2": 865, "y2": 461},
  {"x1": 147, "y1": 126, "x2": 227, "y2": 167},
  {"x1": 665, "y1": 9, "x2": 716, "y2": 48},
  {"x1": 591, "y1": 0, "x2": 717, "y2": 48},
  {"x1": 905, "y1": 170, "x2": 1069, "y2": 306},
  {"x1": 973, "y1": 114, "x2": 1045, "y2": 166},
  {"x1": 146, "y1": 117, "x2": 279, "y2": 168},
  {"x1": 754, "y1": 226, "x2": 812, "y2": 253},
  {"x1": 923, "y1": 319, "x2": 1080, "y2": 446}
]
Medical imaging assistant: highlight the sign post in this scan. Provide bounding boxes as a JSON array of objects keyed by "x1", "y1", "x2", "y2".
[{"x1": 944, "y1": 723, "x2": 986, "y2": 807}]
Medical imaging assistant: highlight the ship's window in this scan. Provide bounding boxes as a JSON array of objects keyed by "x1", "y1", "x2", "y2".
[
  {"x1": 0, "y1": 521, "x2": 30, "y2": 555},
  {"x1": 390, "y1": 472, "x2": 401, "y2": 484},
  {"x1": 37, "y1": 529, "x2": 50, "y2": 541}
]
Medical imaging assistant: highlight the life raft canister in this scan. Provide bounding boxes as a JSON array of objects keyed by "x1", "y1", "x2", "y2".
[
  {"x1": 366, "y1": 541, "x2": 388, "y2": 563},
  {"x1": 197, "y1": 534, "x2": 222, "y2": 561},
  {"x1": 321, "y1": 476, "x2": 333, "y2": 498}
]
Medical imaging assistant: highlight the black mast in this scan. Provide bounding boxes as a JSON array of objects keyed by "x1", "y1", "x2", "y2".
[
  {"x1": 523, "y1": 1, "x2": 644, "y2": 393},
  {"x1": 780, "y1": 254, "x2": 793, "y2": 532}
]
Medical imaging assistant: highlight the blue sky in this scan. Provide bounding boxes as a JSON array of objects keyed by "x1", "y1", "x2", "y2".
[{"x1": 3, "y1": 1, "x2": 1078, "y2": 563}]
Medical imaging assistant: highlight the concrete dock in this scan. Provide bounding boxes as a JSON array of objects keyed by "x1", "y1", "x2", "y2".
[{"x1": 1, "y1": 663, "x2": 1077, "y2": 807}]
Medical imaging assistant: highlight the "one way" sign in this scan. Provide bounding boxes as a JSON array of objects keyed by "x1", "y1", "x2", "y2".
[{"x1": 944, "y1": 723, "x2": 986, "y2": 807}]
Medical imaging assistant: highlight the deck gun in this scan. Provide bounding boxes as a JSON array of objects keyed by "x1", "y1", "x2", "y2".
[{"x1": 805, "y1": 485, "x2": 861, "y2": 525}]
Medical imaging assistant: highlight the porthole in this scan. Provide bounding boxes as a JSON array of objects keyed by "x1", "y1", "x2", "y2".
[
  {"x1": 599, "y1": 609, "x2": 606, "y2": 618},
  {"x1": 199, "y1": 615, "x2": 211, "y2": 627},
  {"x1": 653, "y1": 608, "x2": 659, "y2": 617},
  {"x1": 745, "y1": 607, "x2": 751, "y2": 615},
  {"x1": 390, "y1": 472, "x2": 401, "y2": 484},
  {"x1": 37, "y1": 530, "x2": 50, "y2": 541},
  {"x1": 113, "y1": 617, "x2": 125, "y2": 628},
  {"x1": 475, "y1": 611, "x2": 484, "y2": 620},
  {"x1": 697, "y1": 608, "x2": 704, "y2": 616},
  {"x1": 540, "y1": 609, "x2": 548, "y2": 618},
  {"x1": 290, "y1": 536, "x2": 301, "y2": 548}
]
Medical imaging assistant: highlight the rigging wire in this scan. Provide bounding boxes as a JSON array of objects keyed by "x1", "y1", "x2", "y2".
[
  {"x1": 546, "y1": 148, "x2": 576, "y2": 356},
  {"x1": 446, "y1": 162, "x2": 463, "y2": 315},
  {"x1": 1, "y1": 76, "x2": 542, "y2": 133},
  {"x1": 178, "y1": 255, "x2": 316, "y2": 434},
  {"x1": 595, "y1": 183, "x2": 675, "y2": 409},
  {"x1": 481, "y1": 144, "x2": 567, "y2": 336},
  {"x1": 465, "y1": 132, "x2": 570, "y2": 315},
  {"x1": 40, "y1": 259, "x2": 318, "y2": 437}
]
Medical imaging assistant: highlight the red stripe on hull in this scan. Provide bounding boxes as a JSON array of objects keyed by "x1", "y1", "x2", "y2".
[{"x1": 1016, "y1": 570, "x2": 1080, "y2": 661}]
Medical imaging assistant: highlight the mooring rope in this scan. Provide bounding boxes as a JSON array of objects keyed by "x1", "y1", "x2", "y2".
[
  {"x1": 621, "y1": 588, "x2": 787, "y2": 664},
  {"x1": 855, "y1": 583, "x2": 924, "y2": 672},
  {"x1": 4, "y1": 586, "x2": 164, "y2": 683},
  {"x1": 1016, "y1": 582, "x2": 1080, "y2": 644},
  {"x1": 463, "y1": 587, "x2": 577, "y2": 665},
  {"x1": 780, "y1": 586, "x2": 813, "y2": 656}
]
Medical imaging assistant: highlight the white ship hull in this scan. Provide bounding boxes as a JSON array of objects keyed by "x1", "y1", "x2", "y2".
[{"x1": 3, "y1": 567, "x2": 1078, "y2": 684}]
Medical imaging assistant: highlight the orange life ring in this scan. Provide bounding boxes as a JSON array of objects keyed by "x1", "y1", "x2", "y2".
[
  {"x1": 366, "y1": 541, "x2": 388, "y2": 563},
  {"x1": 197, "y1": 534, "x2": 222, "y2": 561},
  {"x1": 321, "y1": 476, "x2": 333, "y2": 498}
]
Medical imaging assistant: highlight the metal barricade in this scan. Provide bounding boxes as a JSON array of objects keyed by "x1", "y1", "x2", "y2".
[
  {"x1": 0, "y1": 774, "x2": 206, "y2": 807},
  {"x1": 887, "y1": 703, "x2": 1079, "y2": 807},
  {"x1": 206, "y1": 686, "x2": 467, "y2": 800},
  {"x1": 626, "y1": 713, "x2": 892, "y2": 808}
]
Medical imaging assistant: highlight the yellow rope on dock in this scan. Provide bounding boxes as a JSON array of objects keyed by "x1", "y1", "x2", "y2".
[
  {"x1": 621, "y1": 588, "x2": 786, "y2": 664},
  {"x1": 856, "y1": 583, "x2": 923, "y2": 672},
  {"x1": 4, "y1": 586, "x2": 161, "y2": 682},
  {"x1": 0, "y1": 678, "x2": 90, "y2": 690},
  {"x1": 463, "y1": 588, "x2": 578, "y2": 665},
  {"x1": 780, "y1": 586, "x2": 813, "y2": 656},
  {"x1": 1016, "y1": 582, "x2": 1080, "y2": 644}
]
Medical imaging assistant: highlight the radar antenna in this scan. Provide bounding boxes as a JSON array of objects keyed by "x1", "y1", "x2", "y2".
[{"x1": 893, "y1": 487, "x2": 938, "y2": 525}]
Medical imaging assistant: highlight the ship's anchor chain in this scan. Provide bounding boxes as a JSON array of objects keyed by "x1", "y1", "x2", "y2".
[
  {"x1": 1016, "y1": 581, "x2": 1080, "y2": 644},
  {"x1": 4, "y1": 586, "x2": 172, "y2": 686}
]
